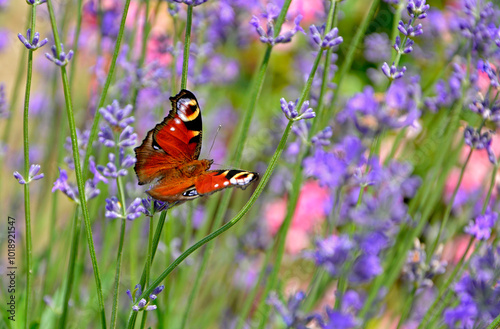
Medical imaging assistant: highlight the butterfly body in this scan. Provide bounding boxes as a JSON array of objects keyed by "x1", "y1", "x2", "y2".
[{"x1": 134, "y1": 89, "x2": 258, "y2": 205}]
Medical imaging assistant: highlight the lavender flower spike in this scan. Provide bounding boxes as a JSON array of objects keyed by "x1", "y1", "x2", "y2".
[
  {"x1": 13, "y1": 164, "x2": 44, "y2": 184},
  {"x1": 309, "y1": 25, "x2": 343, "y2": 49},
  {"x1": 18, "y1": 28, "x2": 47, "y2": 50},
  {"x1": 26, "y1": 0, "x2": 47, "y2": 5},
  {"x1": 45, "y1": 43, "x2": 74, "y2": 67},
  {"x1": 407, "y1": 0, "x2": 430, "y2": 19},
  {"x1": 171, "y1": 0, "x2": 208, "y2": 6},
  {"x1": 280, "y1": 98, "x2": 315, "y2": 121},
  {"x1": 382, "y1": 62, "x2": 406, "y2": 80}
]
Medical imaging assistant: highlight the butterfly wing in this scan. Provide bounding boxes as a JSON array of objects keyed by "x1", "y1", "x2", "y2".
[
  {"x1": 134, "y1": 89, "x2": 203, "y2": 185},
  {"x1": 195, "y1": 170, "x2": 259, "y2": 195},
  {"x1": 146, "y1": 169, "x2": 258, "y2": 204}
]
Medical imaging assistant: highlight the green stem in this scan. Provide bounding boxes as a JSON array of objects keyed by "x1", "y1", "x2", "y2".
[
  {"x1": 46, "y1": 1, "x2": 107, "y2": 327},
  {"x1": 59, "y1": 208, "x2": 81, "y2": 327},
  {"x1": 329, "y1": 0, "x2": 380, "y2": 116},
  {"x1": 22, "y1": 5, "x2": 36, "y2": 328},
  {"x1": 396, "y1": 286, "x2": 417, "y2": 329},
  {"x1": 110, "y1": 176, "x2": 128, "y2": 329},
  {"x1": 126, "y1": 119, "x2": 295, "y2": 329},
  {"x1": 138, "y1": 216, "x2": 154, "y2": 329},
  {"x1": 428, "y1": 148, "x2": 473, "y2": 258},
  {"x1": 180, "y1": 5, "x2": 193, "y2": 90}
]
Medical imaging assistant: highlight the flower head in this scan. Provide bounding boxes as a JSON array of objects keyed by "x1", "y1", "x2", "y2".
[
  {"x1": 45, "y1": 44, "x2": 74, "y2": 67},
  {"x1": 18, "y1": 28, "x2": 47, "y2": 50},
  {"x1": 402, "y1": 239, "x2": 447, "y2": 289},
  {"x1": 306, "y1": 235, "x2": 353, "y2": 277},
  {"x1": 13, "y1": 164, "x2": 44, "y2": 184},
  {"x1": 99, "y1": 100, "x2": 135, "y2": 129},
  {"x1": 250, "y1": 11, "x2": 304, "y2": 46},
  {"x1": 465, "y1": 210, "x2": 498, "y2": 240},
  {"x1": 382, "y1": 62, "x2": 406, "y2": 80},
  {"x1": 105, "y1": 197, "x2": 145, "y2": 220},
  {"x1": 309, "y1": 25, "x2": 343, "y2": 49},
  {"x1": 280, "y1": 98, "x2": 315, "y2": 121},
  {"x1": 407, "y1": 0, "x2": 430, "y2": 19},
  {"x1": 170, "y1": 0, "x2": 208, "y2": 6},
  {"x1": 97, "y1": 149, "x2": 136, "y2": 178},
  {"x1": 267, "y1": 291, "x2": 316, "y2": 329}
]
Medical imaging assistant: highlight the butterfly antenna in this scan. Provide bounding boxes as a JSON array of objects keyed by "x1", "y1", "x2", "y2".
[{"x1": 207, "y1": 125, "x2": 222, "y2": 158}]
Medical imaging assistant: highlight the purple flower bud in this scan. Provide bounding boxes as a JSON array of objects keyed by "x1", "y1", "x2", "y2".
[
  {"x1": 18, "y1": 29, "x2": 47, "y2": 50},
  {"x1": 407, "y1": 0, "x2": 430, "y2": 19},
  {"x1": 13, "y1": 171, "x2": 26, "y2": 184},
  {"x1": 145, "y1": 305, "x2": 157, "y2": 311},
  {"x1": 137, "y1": 298, "x2": 147, "y2": 308},
  {"x1": 381, "y1": 62, "x2": 406, "y2": 80},
  {"x1": 45, "y1": 43, "x2": 74, "y2": 67}
]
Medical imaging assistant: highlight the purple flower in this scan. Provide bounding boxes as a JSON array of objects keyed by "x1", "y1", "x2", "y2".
[
  {"x1": 64, "y1": 129, "x2": 90, "y2": 169},
  {"x1": 469, "y1": 92, "x2": 500, "y2": 124},
  {"x1": 280, "y1": 98, "x2": 315, "y2": 121},
  {"x1": 318, "y1": 308, "x2": 357, "y2": 329},
  {"x1": 170, "y1": 0, "x2": 208, "y2": 6},
  {"x1": 381, "y1": 62, "x2": 406, "y2": 80},
  {"x1": 52, "y1": 168, "x2": 78, "y2": 202},
  {"x1": 13, "y1": 164, "x2": 44, "y2": 184},
  {"x1": 26, "y1": 0, "x2": 46, "y2": 5},
  {"x1": 0, "y1": 29, "x2": 8, "y2": 52},
  {"x1": 99, "y1": 100, "x2": 134, "y2": 129},
  {"x1": 402, "y1": 239, "x2": 447, "y2": 289},
  {"x1": 98, "y1": 125, "x2": 137, "y2": 148},
  {"x1": 407, "y1": 0, "x2": 430, "y2": 19},
  {"x1": 267, "y1": 291, "x2": 316, "y2": 329},
  {"x1": 444, "y1": 245, "x2": 500, "y2": 328},
  {"x1": 0, "y1": 0, "x2": 9, "y2": 10},
  {"x1": 398, "y1": 21, "x2": 424, "y2": 37},
  {"x1": 149, "y1": 285, "x2": 165, "y2": 300},
  {"x1": 304, "y1": 135, "x2": 365, "y2": 189},
  {"x1": 140, "y1": 196, "x2": 168, "y2": 217},
  {"x1": 463, "y1": 126, "x2": 492, "y2": 150},
  {"x1": 364, "y1": 33, "x2": 391, "y2": 63},
  {"x1": 393, "y1": 35, "x2": 414, "y2": 54},
  {"x1": 309, "y1": 25, "x2": 343, "y2": 49},
  {"x1": 105, "y1": 197, "x2": 144, "y2": 220},
  {"x1": 349, "y1": 254, "x2": 382, "y2": 283},
  {"x1": 89, "y1": 157, "x2": 108, "y2": 184},
  {"x1": 45, "y1": 44, "x2": 74, "y2": 67},
  {"x1": 250, "y1": 12, "x2": 304, "y2": 46},
  {"x1": 306, "y1": 235, "x2": 353, "y2": 277},
  {"x1": 18, "y1": 28, "x2": 47, "y2": 50},
  {"x1": 311, "y1": 126, "x2": 332, "y2": 147},
  {"x1": 338, "y1": 82, "x2": 420, "y2": 135},
  {"x1": 465, "y1": 210, "x2": 498, "y2": 240},
  {"x1": 97, "y1": 149, "x2": 136, "y2": 178}
]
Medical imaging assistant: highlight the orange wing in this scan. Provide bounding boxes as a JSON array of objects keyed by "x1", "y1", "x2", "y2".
[{"x1": 134, "y1": 90, "x2": 203, "y2": 185}]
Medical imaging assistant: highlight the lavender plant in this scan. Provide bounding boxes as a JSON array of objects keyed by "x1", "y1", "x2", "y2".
[{"x1": 2, "y1": 0, "x2": 500, "y2": 328}]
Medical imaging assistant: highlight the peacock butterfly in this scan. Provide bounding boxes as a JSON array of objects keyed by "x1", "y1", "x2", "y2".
[{"x1": 134, "y1": 89, "x2": 258, "y2": 205}]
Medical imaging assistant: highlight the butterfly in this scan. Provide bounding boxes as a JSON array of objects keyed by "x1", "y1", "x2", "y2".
[{"x1": 134, "y1": 89, "x2": 259, "y2": 205}]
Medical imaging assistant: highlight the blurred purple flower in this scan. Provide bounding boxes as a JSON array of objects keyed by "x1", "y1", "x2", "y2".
[
  {"x1": 0, "y1": 29, "x2": 8, "y2": 52},
  {"x1": 349, "y1": 254, "x2": 382, "y2": 283},
  {"x1": 465, "y1": 210, "x2": 498, "y2": 240},
  {"x1": 13, "y1": 164, "x2": 44, "y2": 184},
  {"x1": 0, "y1": 0, "x2": 8, "y2": 10},
  {"x1": 45, "y1": 44, "x2": 74, "y2": 67},
  {"x1": 398, "y1": 21, "x2": 424, "y2": 37},
  {"x1": 469, "y1": 92, "x2": 500, "y2": 124},
  {"x1": 338, "y1": 81, "x2": 420, "y2": 135},
  {"x1": 364, "y1": 33, "x2": 391, "y2": 63},
  {"x1": 444, "y1": 245, "x2": 500, "y2": 328},
  {"x1": 52, "y1": 167, "x2": 101, "y2": 203},
  {"x1": 105, "y1": 197, "x2": 145, "y2": 220},
  {"x1": 306, "y1": 235, "x2": 353, "y2": 277},
  {"x1": 0, "y1": 83, "x2": 7, "y2": 118},
  {"x1": 99, "y1": 100, "x2": 134, "y2": 129},
  {"x1": 318, "y1": 308, "x2": 357, "y2": 329},
  {"x1": 64, "y1": 129, "x2": 90, "y2": 170},
  {"x1": 402, "y1": 239, "x2": 447, "y2": 289},
  {"x1": 463, "y1": 126, "x2": 492, "y2": 150},
  {"x1": 98, "y1": 125, "x2": 137, "y2": 148},
  {"x1": 18, "y1": 28, "x2": 47, "y2": 50},
  {"x1": 267, "y1": 291, "x2": 316, "y2": 329},
  {"x1": 89, "y1": 157, "x2": 108, "y2": 184},
  {"x1": 171, "y1": 0, "x2": 208, "y2": 6},
  {"x1": 311, "y1": 126, "x2": 332, "y2": 147}
]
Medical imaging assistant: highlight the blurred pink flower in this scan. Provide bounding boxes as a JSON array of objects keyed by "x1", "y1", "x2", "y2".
[
  {"x1": 445, "y1": 133, "x2": 500, "y2": 198},
  {"x1": 265, "y1": 180, "x2": 330, "y2": 254},
  {"x1": 289, "y1": 0, "x2": 324, "y2": 24}
]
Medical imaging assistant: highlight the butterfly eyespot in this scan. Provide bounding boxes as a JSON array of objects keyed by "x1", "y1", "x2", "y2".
[{"x1": 182, "y1": 187, "x2": 198, "y2": 197}]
